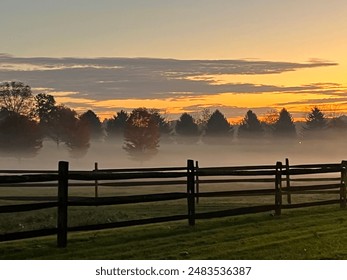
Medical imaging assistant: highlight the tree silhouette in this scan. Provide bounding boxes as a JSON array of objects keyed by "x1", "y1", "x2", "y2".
[
  {"x1": 175, "y1": 113, "x2": 200, "y2": 144},
  {"x1": 203, "y1": 110, "x2": 232, "y2": 144},
  {"x1": 197, "y1": 108, "x2": 212, "y2": 132},
  {"x1": 79, "y1": 110, "x2": 104, "y2": 140},
  {"x1": 44, "y1": 105, "x2": 77, "y2": 147},
  {"x1": 35, "y1": 93, "x2": 56, "y2": 124},
  {"x1": 0, "y1": 111, "x2": 42, "y2": 158},
  {"x1": 106, "y1": 110, "x2": 128, "y2": 141},
  {"x1": 0, "y1": 81, "x2": 36, "y2": 118},
  {"x1": 150, "y1": 109, "x2": 172, "y2": 143},
  {"x1": 35, "y1": 93, "x2": 57, "y2": 139},
  {"x1": 327, "y1": 116, "x2": 347, "y2": 139},
  {"x1": 304, "y1": 107, "x2": 327, "y2": 139},
  {"x1": 273, "y1": 108, "x2": 296, "y2": 139},
  {"x1": 123, "y1": 108, "x2": 159, "y2": 162},
  {"x1": 261, "y1": 109, "x2": 279, "y2": 137},
  {"x1": 65, "y1": 118, "x2": 90, "y2": 159},
  {"x1": 238, "y1": 110, "x2": 263, "y2": 139}
]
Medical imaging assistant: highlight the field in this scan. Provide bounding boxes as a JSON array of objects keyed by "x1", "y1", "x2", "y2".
[
  {"x1": 0, "y1": 179, "x2": 338, "y2": 234},
  {"x1": 1, "y1": 205, "x2": 347, "y2": 259},
  {"x1": 1, "y1": 160, "x2": 346, "y2": 259}
]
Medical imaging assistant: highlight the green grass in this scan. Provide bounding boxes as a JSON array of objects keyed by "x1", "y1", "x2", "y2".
[{"x1": 1, "y1": 205, "x2": 347, "y2": 260}]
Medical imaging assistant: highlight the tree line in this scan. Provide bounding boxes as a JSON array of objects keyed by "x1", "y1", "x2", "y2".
[{"x1": 0, "y1": 81, "x2": 345, "y2": 161}]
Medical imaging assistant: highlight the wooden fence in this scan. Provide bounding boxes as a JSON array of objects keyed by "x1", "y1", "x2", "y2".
[{"x1": 0, "y1": 158, "x2": 346, "y2": 247}]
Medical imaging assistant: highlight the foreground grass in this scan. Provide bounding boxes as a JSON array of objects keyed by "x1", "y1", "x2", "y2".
[{"x1": 1, "y1": 205, "x2": 347, "y2": 260}]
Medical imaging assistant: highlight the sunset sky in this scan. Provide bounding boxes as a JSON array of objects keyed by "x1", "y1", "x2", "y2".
[{"x1": 1, "y1": 0, "x2": 346, "y2": 122}]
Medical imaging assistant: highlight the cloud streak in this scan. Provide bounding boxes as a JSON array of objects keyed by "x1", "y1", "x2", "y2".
[{"x1": 0, "y1": 54, "x2": 338, "y2": 101}]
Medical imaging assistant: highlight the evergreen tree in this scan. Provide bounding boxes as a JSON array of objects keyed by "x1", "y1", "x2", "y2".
[
  {"x1": 106, "y1": 110, "x2": 128, "y2": 140},
  {"x1": 304, "y1": 107, "x2": 327, "y2": 138},
  {"x1": 238, "y1": 110, "x2": 263, "y2": 139},
  {"x1": 175, "y1": 113, "x2": 200, "y2": 144},
  {"x1": 149, "y1": 109, "x2": 172, "y2": 143},
  {"x1": 273, "y1": 108, "x2": 296, "y2": 139},
  {"x1": 123, "y1": 108, "x2": 159, "y2": 162},
  {"x1": 203, "y1": 110, "x2": 232, "y2": 144}
]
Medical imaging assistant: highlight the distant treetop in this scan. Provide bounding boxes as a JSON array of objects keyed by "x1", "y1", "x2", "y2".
[
  {"x1": 273, "y1": 108, "x2": 296, "y2": 138},
  {"x1": 238, "y1": 110, "x2": 263, "y2": 139}
]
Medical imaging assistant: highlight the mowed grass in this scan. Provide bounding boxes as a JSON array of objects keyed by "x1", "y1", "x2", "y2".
[{"x1": 1, "y1": 205, "x2": 347, "y2": 260}]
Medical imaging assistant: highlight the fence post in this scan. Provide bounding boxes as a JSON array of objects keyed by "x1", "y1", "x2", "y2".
[
  {"x1": 285, "y1": 158, "x2": 291, "y2": 204},
  {"x1": 187, "y1": 159, "x2": 196, "y2": 226},
  {"x1": 57, "y1": 161, "x2": 69, "y2": 248},
  {"x1": 195, "y1": 161, "x2": 200, "y2": 204},
  {"x1": 94, "y1": 162, "x2": 99, "y2": 199},
  {"x1": 340, "y1": 161, "x2": 347, "y2": 209},
  {"x1": 275, "y1": 161, "x2": 282, "y2": 216}
]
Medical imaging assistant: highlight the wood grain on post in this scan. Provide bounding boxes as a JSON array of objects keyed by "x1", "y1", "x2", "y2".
[
  {"x1": 187, "y1": 159, "x2": 196, "y2": 226},
  {"x1": 57, "y1": 161, "x2": 69, "y2": 248},
  {"x1": 275, "y1": 161, "x2": 282, "y2": 216},
  {"x1": 340, "y1": 161, "x2": 347, "y2": 208},
  {"x1": 195, "y1": 161, "x2": 200, "y2": 204},
  {"x1": 286, "y1": 158, "x2": 291, "y2": 204},
  {"x1": 94, "y1": 162, "x2": 99, "y2": 199}
]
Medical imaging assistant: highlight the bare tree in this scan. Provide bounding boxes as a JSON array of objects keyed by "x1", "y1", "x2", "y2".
[{"x1": 0, "y1": 81, "x2": 36, "y2": 118}]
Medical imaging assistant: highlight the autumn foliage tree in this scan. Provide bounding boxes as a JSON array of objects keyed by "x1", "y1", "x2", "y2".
[
  {"x1": 45, "y1": 105, "x2": 77, "y2": 147},
  {"x1": 65, "y1": 117, "x2": 90, "y2": 159},
  {"x1": 0, "y1": 82, "x2": 42, "y2": 158},
  {"x1": 0, "y1": 110, "x2": 42, "y2": 158},
  {"x1": 123, "y1": 108, "x2": 160, "y2": 161},
  {"x1": 35, "y1": 100, "x2": 90, "y2": 157}
]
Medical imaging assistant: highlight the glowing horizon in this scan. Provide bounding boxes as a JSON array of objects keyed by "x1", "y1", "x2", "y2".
[{"x1": 0, "y1": 1, "x2": 346, "y2": 122}]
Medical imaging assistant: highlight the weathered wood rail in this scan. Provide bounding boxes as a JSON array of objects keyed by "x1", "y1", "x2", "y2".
[{"x1": 0, "y1": 158, "x2": 346, "y2": 247}]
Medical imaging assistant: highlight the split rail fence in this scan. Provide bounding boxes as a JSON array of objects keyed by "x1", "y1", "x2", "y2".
[{"x1": 0, "y1": 159, "x2": 346, "y2": 247}]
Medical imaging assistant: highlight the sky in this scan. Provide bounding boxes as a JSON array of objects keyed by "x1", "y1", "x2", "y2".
[{"x1": 1, "y1": 0, "x2": 347, "y2": 121}]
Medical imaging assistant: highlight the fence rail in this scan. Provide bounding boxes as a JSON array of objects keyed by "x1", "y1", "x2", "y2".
[{"x1": 0, "y1": 158, "x2": 346, "y2": 247}]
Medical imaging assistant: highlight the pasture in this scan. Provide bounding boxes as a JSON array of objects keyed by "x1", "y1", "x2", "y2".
[
  {"x1": 0, "y1": 159, "x2": 346, "y2": 259},
  {"x1": 1, "y1": 205, "x2": 347, "y2": 259}
]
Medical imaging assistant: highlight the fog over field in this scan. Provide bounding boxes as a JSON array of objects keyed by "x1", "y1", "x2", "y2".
[{"x1": 1, "y1": 137, "x2": 345, "y2": 171}]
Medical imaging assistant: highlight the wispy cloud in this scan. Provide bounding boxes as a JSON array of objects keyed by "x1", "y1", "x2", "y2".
[
  {"x1": 276, "y1": 97, "x2": 347, "y2": 106},
  {"x1": 0, "y1": 54, "x2": 338, "y2": 101}
]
